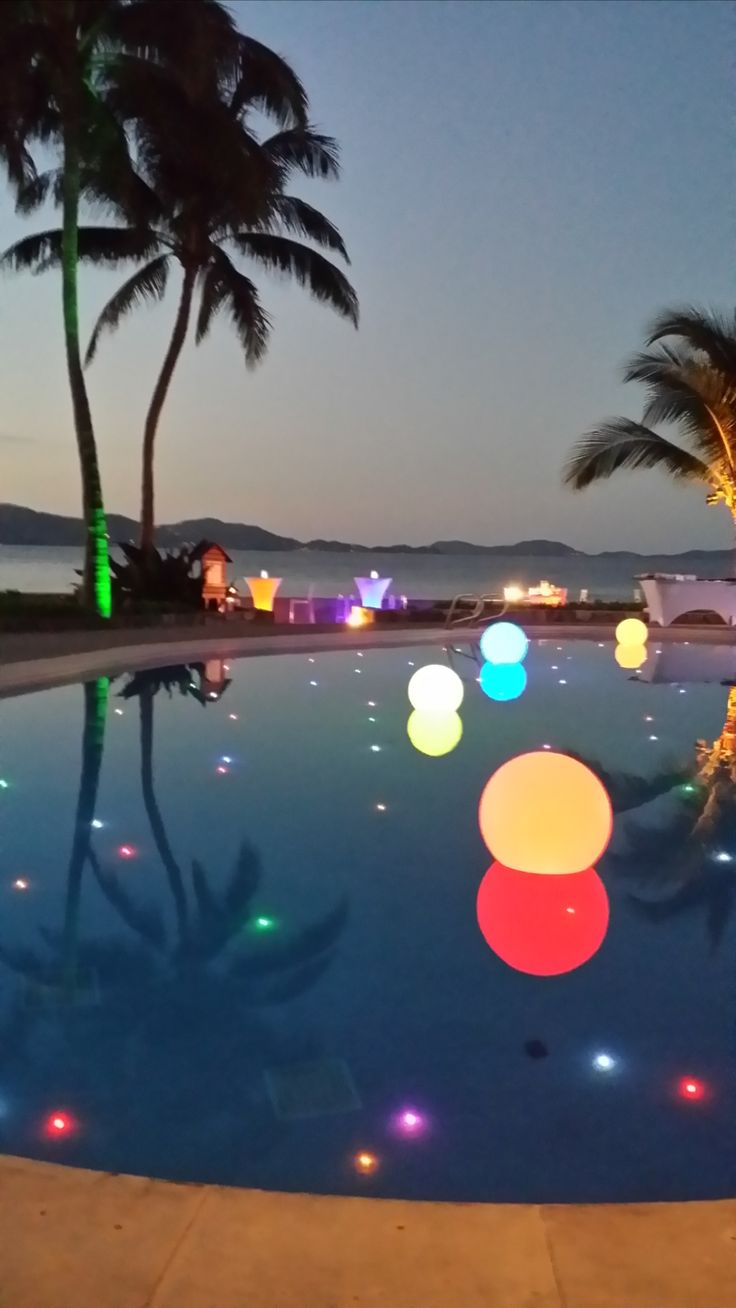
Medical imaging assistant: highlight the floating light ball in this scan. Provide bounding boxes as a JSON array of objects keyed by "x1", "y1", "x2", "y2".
[
  {"x1": 476, "y1": 861, "x2": 609, "y2": 975},
  {"x1": 615, "y1": 617, "x2": 648, "y2": 645},
  {"x1": 479, "y1": 622, "x2": 529, "y2": 665},
  {"x1": 615, "y1": 643, "x2": 647, "y2": 670},
  {"x1": 407, "y1": 710, "x2": 463, "y2": 757},
  {"x1": 478, "y1": 751, "x2": 612, "y2": 874},
  {"x1": 407, "y1": 664, "x2": 464, "y2": 713},
  {"x1": 479, "y1": 661, "x2": 527, "y2": 702}
]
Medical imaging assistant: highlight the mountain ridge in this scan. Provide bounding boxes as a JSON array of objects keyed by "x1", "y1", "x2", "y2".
[{"x1": 0, "y1": 504, "x2": 730, "y2": 558}]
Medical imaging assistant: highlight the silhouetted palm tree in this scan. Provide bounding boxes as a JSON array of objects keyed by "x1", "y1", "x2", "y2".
[
  {"x1": 0, "y1": 0, "x2": 241, "y2": 610},
  {"x1": 5, "y1": 31, "x2": 358, "y2": 553},
  {"x1": 564, "y1": 307, "x2": 736, "y2": 551}
]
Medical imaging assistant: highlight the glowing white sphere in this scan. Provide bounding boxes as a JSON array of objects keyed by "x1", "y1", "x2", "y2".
[
  {"x1": 407, "y1": 665, "x2": 464, "y2": 714},
  {"x1": 479, "y1": 622, "x2": 529, "y2": 665}
]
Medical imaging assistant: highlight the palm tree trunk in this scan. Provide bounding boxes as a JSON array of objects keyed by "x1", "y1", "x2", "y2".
[
  {"x1": 140, "y1": 266, "x2": 197, "y2": 552},
  {"x1": 62, "y1": 123, "x2": 111, "y2": 618},
  {"x1": 139, "y1": 685, "x2": 189, "y2": 939},
  {"x1": 62, "y1": 676, "x2": 109, "y2": 998}
]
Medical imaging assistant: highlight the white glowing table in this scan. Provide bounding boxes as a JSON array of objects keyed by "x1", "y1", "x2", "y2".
[
  {"x1": 354, "y1": 576, "x2": 392, "y2": 609},
  {"x1": 639, "y1": 576, "x2": 736, "y2": 628}
]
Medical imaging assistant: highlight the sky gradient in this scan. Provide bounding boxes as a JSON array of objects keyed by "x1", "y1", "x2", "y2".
[{"x1": 0, "y1": 0, "x2": 732, "y2": 550}]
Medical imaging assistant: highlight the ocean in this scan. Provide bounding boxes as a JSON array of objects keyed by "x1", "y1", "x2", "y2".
[{"x1": 1, "y1": 544, "x2": 733, "y2": 602}]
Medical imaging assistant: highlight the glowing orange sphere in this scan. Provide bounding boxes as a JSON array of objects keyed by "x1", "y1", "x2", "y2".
[
  {"x1": 478, "y1": 750, "x2": 612, "y2": 874},
  {"x1": 477, "y1": 861, "x2": 609, "y2": 975}
]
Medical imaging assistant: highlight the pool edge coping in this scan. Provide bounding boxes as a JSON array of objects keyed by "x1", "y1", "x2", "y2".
[
  {"x1": 1, "y1": 621, "x2": 734, "y2": 698},
  {"x1": 1, "y1": 1153, "x2": 735, "y2": 1307}
]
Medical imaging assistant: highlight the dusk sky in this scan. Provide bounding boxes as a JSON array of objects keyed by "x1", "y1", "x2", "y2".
[{"x1": 0, "y1": 0, "x2": 731, "y2": 551}]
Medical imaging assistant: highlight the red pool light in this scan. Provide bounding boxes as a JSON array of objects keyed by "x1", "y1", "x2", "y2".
[
  {"x1": 678, "y1": 1077, "x2": 706, "y2": 1102},
  {"x1": 476, "y1": 861, "x2": 609, "y2": 976},
  {"x1": 118, "y1": 845, "x2": 136, "y2": 859},
  {"x1": 44, "y1": 1111, "x2": 74, "y2": 1138}
]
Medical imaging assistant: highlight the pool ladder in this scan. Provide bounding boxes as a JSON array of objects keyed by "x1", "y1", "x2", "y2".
[{"x1": 445, "y1": 593, "x2": 508, "y2": 629}]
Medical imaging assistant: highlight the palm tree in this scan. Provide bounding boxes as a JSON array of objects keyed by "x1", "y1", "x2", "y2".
[
  {"x1": 564, "y1": 307, "x2": 736, "y2": 550},
  {"x1": 0, "y1": 0, "x2": 241, "y2": 609},
  {"x1": 85, "y1": 72, "x2": 358, "y2": 551}
]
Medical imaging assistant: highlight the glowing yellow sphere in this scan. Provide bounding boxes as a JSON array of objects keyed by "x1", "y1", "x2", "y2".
[
  {"x1": 615, "y1": 617, "x2": 648, "y2": 645},
  {"x1": 615, "y1": 642, "x2": 647, "y2": 670},
  {"x1": 407, "y1": 665, "x2": 464, "y2": 714},
  {"x1": 407, "y1": 710, "x2": 463, "y2": 757},
  {"x1": 478, "y1": 750, "x2": 612, "y2": 874}
]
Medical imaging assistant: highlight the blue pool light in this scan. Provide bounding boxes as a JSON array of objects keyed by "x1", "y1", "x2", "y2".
[
  {"x1": 479, "y1": 662, "x2": 527, "y2": 702},
  {"x1": 479, "y1": 622, "x2": 529, "y2": 665},
  {"x1": 593, "y1": 1052, "x2": 617, "y2": 1072}
]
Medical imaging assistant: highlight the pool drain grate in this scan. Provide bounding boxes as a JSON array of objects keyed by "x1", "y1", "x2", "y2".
[{"x1": 264, "y1": 1057, "x2": 361, "y2": 1119}]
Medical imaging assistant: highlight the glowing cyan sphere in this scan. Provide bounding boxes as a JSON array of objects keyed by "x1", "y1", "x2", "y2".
[
  {"x1": 407, "y1": 664, "x2": 464, "y2": 713},
  {"x1": 479, "y1": 661, "x2": 527, "y2": 702},
  {"x1": 615, "y1": 617, "x2": 648, "y2": 645},
  {"x1": 476, "y1": 861, "x2": 609, "y2": 976},
  {"x1": 615, "y1": 643, "x2": 647, "y2": 670},
  {"x1": 479, "y1": 622, "x2": 529, "y2": 665},
  {"x1": 407, "y1": 710, "x2": 463, "y2": 756},
  {"x1": 478, "y1": 750, "x2": 612, "y2": 874}
]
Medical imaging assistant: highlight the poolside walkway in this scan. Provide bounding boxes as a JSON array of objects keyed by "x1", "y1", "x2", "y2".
[{"x1": 2, "y1": 1155, "x2": 735, "y2": 1308}]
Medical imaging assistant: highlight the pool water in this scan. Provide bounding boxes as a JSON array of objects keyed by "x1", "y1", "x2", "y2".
[{"x1": 1, "y1": 638, "x2": 735, "y2": 1203}]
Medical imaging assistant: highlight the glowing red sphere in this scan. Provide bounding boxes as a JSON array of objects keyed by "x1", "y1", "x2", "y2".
[{"x1": 476, "y1": 861, "x2": 610, "y2": 976}]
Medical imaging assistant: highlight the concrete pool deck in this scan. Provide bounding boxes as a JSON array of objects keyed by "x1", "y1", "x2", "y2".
[
  {"x1": 2, "y1": 621, "x2": 736, "y2": 1306},
  {"x1": 2, "y1": 1155, "x2": 735, "y2": 1308}
]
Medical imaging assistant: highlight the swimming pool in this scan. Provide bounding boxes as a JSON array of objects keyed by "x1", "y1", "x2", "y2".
[{"x1": 1, "y1": 637, "x2": 735, "y2": 1204}]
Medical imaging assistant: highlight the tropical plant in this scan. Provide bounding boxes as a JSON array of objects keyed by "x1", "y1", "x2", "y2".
[
  {"x1": 564, "y1": 307, "x2": 736, "y2": 547},
  {"x1": 110, "y1": 541, "x2": 205, "y2": 608},
  {"x1": 0, "y1": 0, "x2": 240, "y2": 613}
]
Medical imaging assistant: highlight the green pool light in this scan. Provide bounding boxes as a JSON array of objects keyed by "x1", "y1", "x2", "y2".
[
  {"x1": 252, "y1": 915, "x2": 278, "y2": 932},
  {"x1": 0, "y1": 779, "x2": 8, "y2": 790}
]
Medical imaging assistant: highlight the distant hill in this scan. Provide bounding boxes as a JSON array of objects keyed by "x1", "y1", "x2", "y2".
[{"x1": 0, "y1": 504, "x2": 729, "y2": 558}]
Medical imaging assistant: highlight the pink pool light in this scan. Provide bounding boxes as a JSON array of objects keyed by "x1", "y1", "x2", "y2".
[
  {"x1": 354, "y1": 570, "x2": 392, "y2": 609},
  {"x1": 392, "y1": 1107, "x2": 428, "y2": 1138}
]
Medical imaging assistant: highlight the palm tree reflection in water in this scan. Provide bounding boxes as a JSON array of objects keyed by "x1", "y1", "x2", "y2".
[
  {"x1": 587, "y1": 687, "x2": 736, "y2": 950},
  {"x1": 0, "y1": 667, "x2": 347, "y2": 1177}
]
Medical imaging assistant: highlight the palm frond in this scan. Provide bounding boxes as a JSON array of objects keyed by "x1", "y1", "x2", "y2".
[
  {"x1": 231, "y1": 35, "x2": 308, "y2": 127},
  {"x1": 222, "y1": 841, "x2": 262, "y2": 918},
  {"x1": 1, "y1": 225, "x2": 161, "y2": 275},
  {"x1": 14, "y1": 166, "x2": 63, "y2": 214},
  {"x1": 233, "y1": 234, "x2": 358, "y2": 325},
  {"x1": 270, "y1": 196, "x2": 349, "y2": 260},
  {"x1": 564, "y1": 418, "x2": 709, "y2": 490},
  {"x1": 646, "y1": 306, "x2": 736, "y2": 379},
  {"x1": 231, "y1": 900, "x2": 348, "y2": 979},
  {"x1": 262, "y1": 128, "x2": 340, "y2": 180},
  {"x1": 88, "y1": 847, "x2": 166, "y2": 949},
  {"x1": 85, "y1": 253, "x2": 169, "y2": 364},
  {"x1": 198, "y1": 248, "x2": 271, "y2": 365}
]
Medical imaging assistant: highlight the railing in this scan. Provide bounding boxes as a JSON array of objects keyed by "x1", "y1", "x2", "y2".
[{"x1": 445, "y1": 593, "x2": 508, "y2": 628}]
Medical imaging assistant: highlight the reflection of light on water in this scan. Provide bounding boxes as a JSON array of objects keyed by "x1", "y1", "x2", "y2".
[
  {"x1": 479, "y1": 662, "x2": 527, "y2": 702},
  {"x1": 476, "y1": 862, "x2": 610, "y2": 976},
  {"x1": 407, "y1": 710, "x2": 463, "y2": 757}
]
